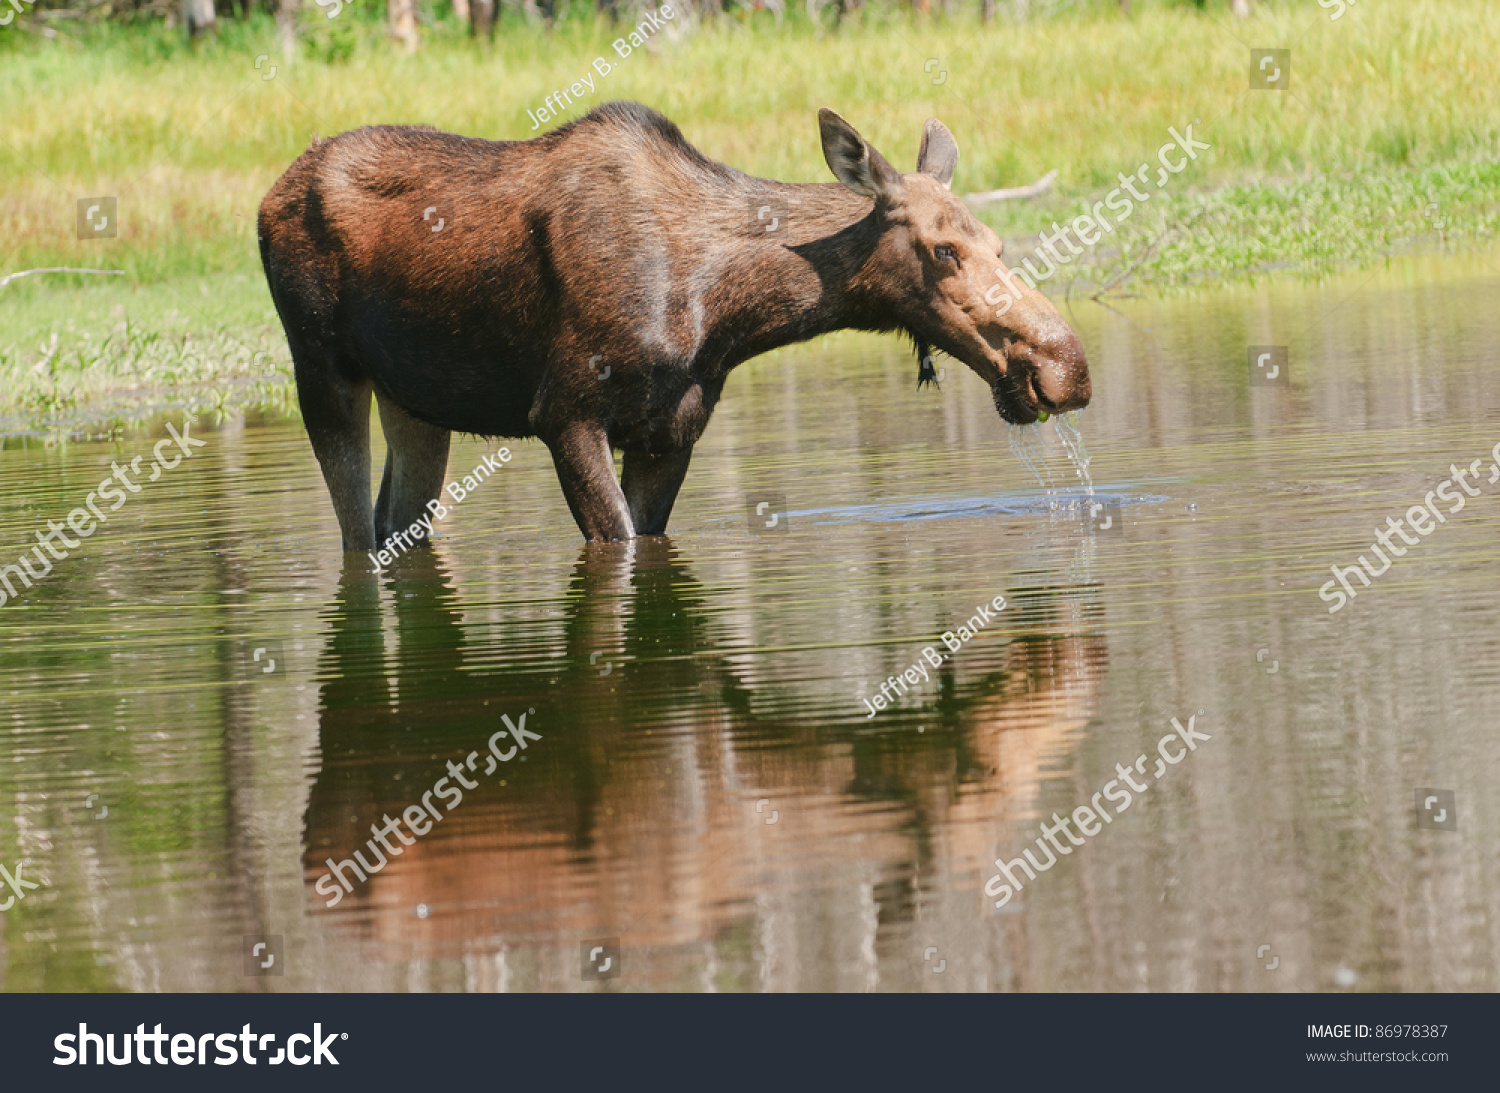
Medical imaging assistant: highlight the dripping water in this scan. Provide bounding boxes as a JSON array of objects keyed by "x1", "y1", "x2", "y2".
[
  {"x1": 1007, "y1": 409, "x2": 1094, "y2": 510},
  {"x1": 1052, "y1": 411, "x2": 1095, "y2": 501}
]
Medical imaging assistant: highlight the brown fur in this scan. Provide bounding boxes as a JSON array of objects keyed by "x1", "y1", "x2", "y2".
[{"x1": 258, "y1": 101, "x2": 1090, "y2": 549}]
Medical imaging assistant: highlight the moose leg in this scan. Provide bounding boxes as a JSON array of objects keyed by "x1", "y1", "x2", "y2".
[
  {"x1": 374, "y1": 393, "x2": 452, "y2": 547},
  {"x1": 546, "y1": 422, "x2": 634, "y2": 541},
  {"x1": 297, "y1": 364, "x2": 376, "y2": 553},
  {"x1": 621, "y1": 447, "x2": 693, "y2": 536}
]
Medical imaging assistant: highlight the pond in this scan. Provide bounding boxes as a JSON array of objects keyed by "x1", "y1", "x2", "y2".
[{"x1": 2, "y1": 245, "x2": 1498, "y2": 992}]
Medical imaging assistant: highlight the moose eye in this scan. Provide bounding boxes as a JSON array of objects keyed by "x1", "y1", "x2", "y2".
[{"x1": 934, "y1": 244, "x2": 959, "y2": 266}]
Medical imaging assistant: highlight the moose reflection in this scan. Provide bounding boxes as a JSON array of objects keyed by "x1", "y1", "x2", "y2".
[{"x1": 301, "y1": 541, "x2": 1106, "y2": 973}]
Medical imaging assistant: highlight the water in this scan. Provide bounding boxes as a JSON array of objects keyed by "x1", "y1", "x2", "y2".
[
  {"x1": 1008, "y1": 412, "x2": 1094, "y2": 504},
  {"x1": 2, "y1": 246, "x2": 1499, "y2": 992}
]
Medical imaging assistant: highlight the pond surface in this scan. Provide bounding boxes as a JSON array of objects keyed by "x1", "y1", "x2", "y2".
[{"x1": 2, "y1": 247, "x2": 1499, "y2": 992}]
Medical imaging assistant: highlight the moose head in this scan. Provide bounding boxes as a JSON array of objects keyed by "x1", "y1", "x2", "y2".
[{"x1": 818, "y1": 109, "x2": 1092, "y2": 425}]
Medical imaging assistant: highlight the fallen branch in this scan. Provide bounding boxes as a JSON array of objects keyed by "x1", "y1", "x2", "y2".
[
  {"x1": 0, "y1": 267, "x2": 124, "y2": 289},
  {"x1": 962, "y1": 169, "x2": 1058, "y2": 207}
]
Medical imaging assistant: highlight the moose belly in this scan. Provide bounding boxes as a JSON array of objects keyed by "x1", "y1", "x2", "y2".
[{"x1": 348, "y1": 296, "x2": 544, "y2": 438}]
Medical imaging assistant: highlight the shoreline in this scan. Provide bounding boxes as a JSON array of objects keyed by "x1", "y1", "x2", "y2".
[{"x1": 3, "y1": 238, "x2": 1496, "y2": 439}]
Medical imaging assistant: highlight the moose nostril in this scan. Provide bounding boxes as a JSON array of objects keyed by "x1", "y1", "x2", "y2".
[{"x1": 1021, "y1": 342, "x2": 1090, "y2": 411}]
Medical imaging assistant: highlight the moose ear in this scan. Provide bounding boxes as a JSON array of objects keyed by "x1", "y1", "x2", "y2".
[
  {"x1": 916, "y1": 119, "x2": 958, "y2": 188},
  {"x1": 818, "y1": 108, "x2": 902, "y2": 203}
]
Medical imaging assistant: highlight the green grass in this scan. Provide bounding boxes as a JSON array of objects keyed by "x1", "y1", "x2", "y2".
[
  {"x1": 0, "y1": 271, "x2": 294, "y2": 436},
  {"x1": 2, "y1": 0, "x2": 1497, "y2": 423}
]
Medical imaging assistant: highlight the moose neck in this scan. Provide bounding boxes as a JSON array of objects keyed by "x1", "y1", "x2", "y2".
[{"x1": 699, "y1": 177, "x2": 897, "y2": 370}]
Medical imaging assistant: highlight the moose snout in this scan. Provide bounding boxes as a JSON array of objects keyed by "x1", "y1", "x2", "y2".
[{"x1": 1008, "y1": 327, "x2": 1091, "y2": 413}]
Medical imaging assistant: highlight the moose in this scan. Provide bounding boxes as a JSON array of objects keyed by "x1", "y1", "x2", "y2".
[{"x1": 258, "y1": 101, "x2": 1090, "y2": 551}]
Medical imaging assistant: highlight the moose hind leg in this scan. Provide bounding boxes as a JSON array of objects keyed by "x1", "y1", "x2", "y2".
[
  {"x1": 621, "y1": 448, "x2": 693, "y2": 536},
  {"x1": 374, "y1": 394, "x2": 452, "y2": 547},
  {"x1": 297, "y1": 363, "x2": 376, "y2": 553}
]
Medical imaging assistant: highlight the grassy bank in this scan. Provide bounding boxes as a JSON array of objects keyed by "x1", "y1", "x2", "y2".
[{"x1": 2, "y1": 0, "x2": 1497, "y2": 424}]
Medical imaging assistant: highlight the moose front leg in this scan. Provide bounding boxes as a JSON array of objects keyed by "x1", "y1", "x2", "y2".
[
  {"x1": 621, "y1": 447, "x2": 694, "y2": 536},
  {"x1": 546, "y1": 421, "x2": 635, "y2": 541}
]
